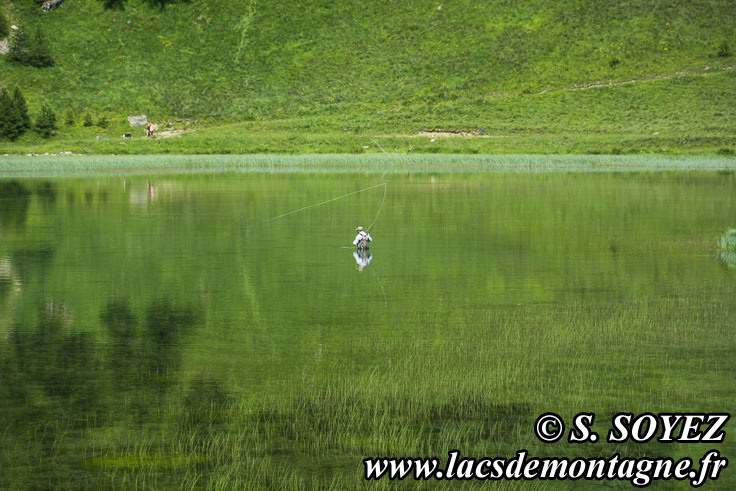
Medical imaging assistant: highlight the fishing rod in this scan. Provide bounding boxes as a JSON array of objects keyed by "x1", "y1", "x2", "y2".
[{"x1": 272, "y1": 182, "x2": 387, "y2": 232}]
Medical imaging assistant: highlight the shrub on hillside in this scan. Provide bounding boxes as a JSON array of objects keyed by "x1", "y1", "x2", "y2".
[
  {"x1": 83, "y1": 113, "x2": 94, "y2": 126},
  {"x1": 99, "y1": 0, "x2": 187, "y2": 9},
  {"x1": 8, "y1": 27, "x2": 54, "y2": 67},
  {"x1": 144, "y1": 0, "x2": 188, "y2": 11},
  {"x1": 100, "y1": 0, "x2": 128, "y2": 9},
  {"x1": 97, "y1": 115, "x2": 110, "y2": 128},
  {"x1": 64, "y1": 108, "x2": 76, "y2": 126},
  {"x1": 0, "y1": 9, "x2": 9, "y2": 40},
  {"x1": 35, "y1": 104, "x2": 58, "y2": 138},
  {"x1": 716, "y1": 40, "x2": 730, "y2": 58}
]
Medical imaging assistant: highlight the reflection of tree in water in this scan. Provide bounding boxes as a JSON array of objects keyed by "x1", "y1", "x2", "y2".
[
  {"x1": 0, "y1": 181, "x2": 57, "y2": 228},
  {"x1": 0, "y1": 256, "x2": 12, "y2": 302},
  {"x1": 0, "y1": 248, "x2": 56, "y2": 346},
  {"x1": 100, "y1": 299, "x2": 139, "y2": 389},
  {"x1": 98, "y1": 298, "x2": 198, "y2": 422},
  {"x1": 146, "y1": 299, "x2": 196, "y2": 346},
  {"x1": 179, "y1": 378, "x2": 233, "y2": 444},
  {"x1": 144, "y1": 299, "x2": 197, "y2": 387},
  {"x1": 9, "y1": 247, "x2": 55, "y2": 283},
  {"x1": 7, "y1": 311, "x2": 100, "y2": 417},
  {"x1": 0, "y1": 181, "x2": 31, "y2": 229},
  {"x1": 34, "y1": 181, "x2": 58, "y2": 211},
  {"x1": 1, "y1": 298, "x2": 198, "y2": 425},
  {"x1": 0, "y1": 297, "x2": 206, "y2": 487}
]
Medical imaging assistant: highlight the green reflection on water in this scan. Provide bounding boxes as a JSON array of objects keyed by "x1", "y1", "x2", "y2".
[{"x1": 0, "y1": 172, "x2": 735, "y2": 488}]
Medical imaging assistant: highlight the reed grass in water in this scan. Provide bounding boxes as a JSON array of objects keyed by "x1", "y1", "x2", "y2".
[{"x1": 1, "y1": 154, "x2": 735, "y2": 178}]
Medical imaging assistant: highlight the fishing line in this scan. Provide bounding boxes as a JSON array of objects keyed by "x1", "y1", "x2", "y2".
[
  {"x1": 272, "y1": 182, "x2": 387, "y2": 229},
  {"x1": 366, "y1": 183, "x2": 386, "y2": 233}
]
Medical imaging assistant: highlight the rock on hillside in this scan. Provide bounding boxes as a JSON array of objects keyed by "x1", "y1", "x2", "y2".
[{"x1": 127, "y1": 115, "x2": 148, "y2": 127}]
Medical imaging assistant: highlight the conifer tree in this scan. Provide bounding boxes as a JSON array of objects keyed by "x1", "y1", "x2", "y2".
[
  {"x1": 7, "y1": 28, "x2": 32, "y2": 65},
  {"x1": 0, "y1": 9, "x2": 9, "y2": 40},
  {"x1": 8, "y1": 27, "x2": 53, "y2": 67},
  {"x1": 35, "y1": 104, "x2": 58, "y2": 138},
  {"x1": 13, "y1": 87, "x2": 31, "y2": 130},
  {"x1": 29, "y1": 28, "x2": 54, "y2": 67},
  {"x1": 0, "y1": 89, "x2": 25, "y2": 141},
  {"x1": 0, "y1": 90, "x2": 10, "y2": 140}
]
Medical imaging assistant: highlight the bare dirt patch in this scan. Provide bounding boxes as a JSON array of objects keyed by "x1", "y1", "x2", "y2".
[
  {"x1": 156, "y1": 128, "x2": 195, "y2": 139},
  {"x1": 416, "y1": 130, "x2": 478, "y2": 137}
]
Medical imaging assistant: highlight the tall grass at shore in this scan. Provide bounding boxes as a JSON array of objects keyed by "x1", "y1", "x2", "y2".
[{"x1": 1, "y1": 153, "x2": 736, "y2": 178}]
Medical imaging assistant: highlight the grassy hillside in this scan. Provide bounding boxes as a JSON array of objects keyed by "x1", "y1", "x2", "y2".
[{"x1": 0, "y1": 0, "x2": 735, "y2": 154}]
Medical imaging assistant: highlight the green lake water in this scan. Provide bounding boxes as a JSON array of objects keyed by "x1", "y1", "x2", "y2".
[{"x1": 1, "y1": 172, "x2": 734, "y2": 489}]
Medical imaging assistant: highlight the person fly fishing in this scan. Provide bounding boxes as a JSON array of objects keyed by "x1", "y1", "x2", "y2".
[{"x1": 352, "y1": 226, "x2": 372, "y2": 251}]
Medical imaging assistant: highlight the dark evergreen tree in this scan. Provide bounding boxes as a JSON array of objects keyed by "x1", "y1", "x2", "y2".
[
  {"x1": 28, "y1": 28, "x2": 54, "y2": 67},
  {"x1": 99, "y1": 0, "x2": 128, "y2": 9},
  {"x1": 0, "y1": 9, "x2": 9, "y2": 40},
  {"x1": 0, "y1": 89, "x2": 25, "y2": 141},
  {"x1": 83, "y1": 113, "x2": 94, "y2": 127},
  {"x1": 7, "y1": 28, "x2": 32, "y2": 65},
  {"x1": 144, "y1": 0, "x2": 187, "y2": 11},
  {"x1": 717, "y1": 40, "x2": 731, "y2": 58},
  {"x1": 13, "y1": 87, "x2": 31, "y2": 130},
  {"x1": 35, "y1": 104, "x2": 58, "y2": 138},
  {"x1": 8, "y1": 27, "x2": 53, "y2": 67},
  {"x1": 0, "y1": 90, "x2": 11, "y2": 140}
]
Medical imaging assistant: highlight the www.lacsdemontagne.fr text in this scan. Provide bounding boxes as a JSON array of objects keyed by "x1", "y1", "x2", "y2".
[
  {"x1": 364, "y1": 412, "x2": 730, "y2": 487},
  {"x1": 364, "y1": 449, "x2": 727, "y2": 487}
]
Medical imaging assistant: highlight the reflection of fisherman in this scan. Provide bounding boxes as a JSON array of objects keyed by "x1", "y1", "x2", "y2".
[
  {"x1": 353, "y1": 251, "x2": 372, "y2": 271},
  {"x1": 352, "y1": 226, "x2": 372, "y2": 250}
]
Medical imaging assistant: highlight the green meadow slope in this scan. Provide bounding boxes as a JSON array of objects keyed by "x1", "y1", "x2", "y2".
[{"x1": 0, "y1": 0, "x2": 735, "y2": 154}]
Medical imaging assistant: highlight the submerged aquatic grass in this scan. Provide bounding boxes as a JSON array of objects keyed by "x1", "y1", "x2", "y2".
[
  {"x1": 3, "y1": 299, "x2": 734, "y2": 488},
  {"x1": 0, "y1": 173, "x2": 734, "y2": 488}
]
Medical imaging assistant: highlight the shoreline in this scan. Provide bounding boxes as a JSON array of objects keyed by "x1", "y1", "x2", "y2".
[{"x1": 1, "y1": 154, "x2": 736, "y2": 178}]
